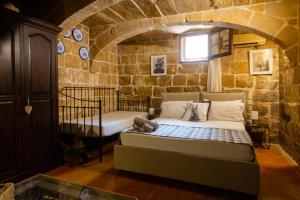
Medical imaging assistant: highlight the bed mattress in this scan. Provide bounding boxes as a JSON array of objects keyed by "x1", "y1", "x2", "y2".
[
  {"x1": 61, "y1": 111, "x2": 148, "y2": 137},
  {"x1": 120, "y1": 118, "x2": 255, "y2": 162}
]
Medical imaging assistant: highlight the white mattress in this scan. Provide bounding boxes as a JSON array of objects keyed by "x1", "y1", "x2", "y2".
[
  {"x1": 120, "y1": 118, "x2": 255, "y2": 161},
  {"x1": 62, "y1": 111, "x2": 148, "y2": 137}
]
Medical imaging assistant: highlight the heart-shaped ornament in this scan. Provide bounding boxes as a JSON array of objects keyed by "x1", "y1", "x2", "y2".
[{"x1": 25, "y1": 105, "x2": 32, "y2": 115}]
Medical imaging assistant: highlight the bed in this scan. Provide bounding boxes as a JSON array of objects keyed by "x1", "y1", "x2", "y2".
[
  {"x1": 114, "y1": 92, "x2": 260, "y2": 196},
  {"x1": 59, "y1": 87, "x2": 149, "y2": 161}
]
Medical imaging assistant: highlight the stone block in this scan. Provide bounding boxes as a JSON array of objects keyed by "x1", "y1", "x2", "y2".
[
  {"x1": 129, "y1": 55, "x2": 137, "y2": 64},
  {"x1": 248, "y1": 12, "x2": 284, "y2": 37},
  {"x1": 65, "y1": 54, "x2": 81, "y2": 68},
  {"x1": 254, "y1": 91, "x2": 278, "y2": 102},
  {"x1": 276, "y1": 25, "x2": 298, "y2": 48},
  {"x1": 119, "y1": 76, "x2": 131, "y2": 85},
  {"x1": 173, "y1": 75, "x2": 187, "y2": 85},
  {"x1": 167, "y1": 65, "x2": 177, "y2": 74},
  {"x1": 124, "y1": 65, "x2": 138, "y2": 75},
  {"x1": 159, "y1": 75, "x2": 172, "y2": 86},
  {"x1": 90, "y1": 62, "x2": 100, "y2": 73},
  {"x1": 178, "y1": 64, "x2": 200, "y2": 74},
  {"x1": 234, "y1": 47, "x2": 249, "y2": 62},
  {"x1": 120, "y1": 86, "x2": 133, "y2": 95},
  {"x1": 153, "y1": 86, "x2": 165, "y2": 97},
  {"x1": 236, "y1": 75, "x2": 253, "y2": 88},
  {"x1": 222, "y1": 75, "x2": 235, "y2": 87},
  {"x1": 265, "y1": 0, "x2": 297, "y2": 19},
  {"x1": 138, "y1": 55, "x2": 150, "y2": 64},
  {"x1": 131, "y1": 45, "x2": 145, "y2": 54},
  {"x1": 200, "y1": 74, "x2": 208, "y2": 86},
  {"x1": 231, "y1": 62, "x2": 249, "y2": 74},
  {"x1": 118, "y1": 65, "x2": 125, "y2": 75},
  {"x1": 144, "y1": 76, "x2": 158, "y2": 86},
  {"x1": 58, "y1": 55, "x2": 65, "y2": 66},
  {"x1": 167, "y1": 53, "x2": 178, "y2": 64},
  {"x1": 121, "y1": 55, "x2": 130, "y2": 64},
  {"x1": 132, "y1": 76, "x2": 144, "y2": 86},
  {"x1": 139, "y1": 64, "x2": 151, "y2": 75},
  {"x1": 134, "y1": 86, "x2": 152, "y2": 96},
  {"x1": 187, "y1": 74, "x2": 200, "y2": 85},
  {"x1": 184, "y1": 87, "x2": 201, "y2": 92},
  {"x1": 256, "y1": 81, "x2": 278, "y2": 90},
  {"x1": 166, "y1": 87, "x2": 184, "y2": 93},
  {"x1": 100, "y1": 63, "x2": 110, "y2": 73}
]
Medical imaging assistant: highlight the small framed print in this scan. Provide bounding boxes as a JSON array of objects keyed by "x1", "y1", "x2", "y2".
[
  {"x1": 249, "y1": 48, "x2": 273, "y2": 75},
  {"x1": 151, "y1": 55, "x2": 167, "y2": 76}
]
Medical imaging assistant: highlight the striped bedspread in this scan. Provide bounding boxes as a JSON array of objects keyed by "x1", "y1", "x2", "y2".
[{"x1": 126, "y1": 124, "x2": 253, "y2": 146}]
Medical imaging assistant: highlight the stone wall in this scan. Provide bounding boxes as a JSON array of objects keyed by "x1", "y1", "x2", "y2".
[
  {"x1": 118, "y1": 34, "x2": 281, "y2": 141},
  {"x1": 279, "y1": 1, "x2": 300, "y2": 164},
  {"x1": 57, "y1": 23, "x2": 118, "y2": 89}
]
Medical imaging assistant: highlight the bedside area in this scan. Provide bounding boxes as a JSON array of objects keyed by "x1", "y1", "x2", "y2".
[{"x1": 246, "y1": 123, "x2": 270, "y2": 149}]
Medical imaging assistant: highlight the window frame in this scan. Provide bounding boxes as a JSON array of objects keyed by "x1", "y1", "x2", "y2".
[
  {"x1": 179, "y1": 28, "x2": 233, "y2": 63},
  {"x1": 179, "y1": 31, "x2": 210, "y2": 63}
]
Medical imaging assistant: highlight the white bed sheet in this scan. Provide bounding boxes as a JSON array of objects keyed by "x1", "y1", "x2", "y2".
[
  {"x1": 62, "y1": 111, "x2": 148, "y2": 137},
  {"x1": 120, "y1": 118, "x2": 254, "y2": 161}
]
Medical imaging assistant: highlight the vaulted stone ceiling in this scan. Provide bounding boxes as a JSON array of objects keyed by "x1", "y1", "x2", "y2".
[
  {"x1": 82, "y1": 0, "x2": 277, "y2": 27},
  {"x1": 1, "y1": 0, "x2": 278, "y2": 26}
]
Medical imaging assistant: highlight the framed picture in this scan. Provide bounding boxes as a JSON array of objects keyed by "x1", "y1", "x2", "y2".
[
  {"x1": 249, "y1": 48, "x2": 273, "y2": 75},
  {"x1": 151, "y1": 55, "x2": 167, "y2": 76}
]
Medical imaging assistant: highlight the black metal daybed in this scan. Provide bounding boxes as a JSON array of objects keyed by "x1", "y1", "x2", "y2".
[{"x1": 58, "y1": 87, "x2": 150, "y2": 162}]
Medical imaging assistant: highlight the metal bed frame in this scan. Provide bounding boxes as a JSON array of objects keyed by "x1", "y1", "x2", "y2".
[{"x1": 58, "y1": 87, "x2": 150, "y2": 162}]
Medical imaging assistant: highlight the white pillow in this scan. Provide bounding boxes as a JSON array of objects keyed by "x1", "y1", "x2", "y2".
[
  {"x1": 182, "y1": 102, "x2": 210, "y2": 122},
  {"x1": 208, "y1": 101, "x2": 245, "y2": 122},
  {"x1": 160, "y1": 101, "x2": 192, "y2": 119}
]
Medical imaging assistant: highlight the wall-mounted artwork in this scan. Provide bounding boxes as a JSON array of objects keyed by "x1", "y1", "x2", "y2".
[
  {"x1": 249, "y1": 48, "x2": 273, "y2": 75},
  {"x1": 79, "y1": 47, "x2": 89, "y2": 60},
  {"x1": 151, "y1": 55, "x2": 167, "y2": 76},
  {"x1": 72, "y1": 28, "x2": 83, "y2": 42},
  {"x1": 57, "y1": 41, "x2": 65, "y2": 54}
]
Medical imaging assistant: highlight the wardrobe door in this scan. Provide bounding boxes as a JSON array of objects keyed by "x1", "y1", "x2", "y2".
[
  {"x1": 0, "y1": 24, "x2": 21, "y2": 181},
  {"x1": 21, "y1": 24, "x2": 58, "y2": 171}
]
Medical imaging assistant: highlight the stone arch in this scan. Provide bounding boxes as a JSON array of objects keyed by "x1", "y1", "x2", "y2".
[{"x1": 90, "y1": 7, "x2": 297, "y2": 64}]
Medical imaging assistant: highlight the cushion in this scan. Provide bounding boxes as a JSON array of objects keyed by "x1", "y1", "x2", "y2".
[
  {"x1": 160, "y1": 101, "x2": 192, "y2": 119},
  {"x1": 162, "y1": 92, "x2": 200, "y2": 102},
  {"x1": 182, "y1": 102, "x2": 210, "y2": 122},
  {"x1": 208, "y1": 101, "x2": 245, "y2": 122},
  {"x1": 201, "y1": 92, "x2": 246, "y2": 103}
]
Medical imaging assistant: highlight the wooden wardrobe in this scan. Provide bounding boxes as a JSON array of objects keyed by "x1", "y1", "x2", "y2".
[{"x1": 0, "y1": 8, "x2": 61, "y2": 182}]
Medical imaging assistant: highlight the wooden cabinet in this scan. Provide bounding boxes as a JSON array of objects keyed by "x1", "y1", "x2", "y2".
[{"x1": 0, "y1": 8, "x2": 61, "y2": 182}]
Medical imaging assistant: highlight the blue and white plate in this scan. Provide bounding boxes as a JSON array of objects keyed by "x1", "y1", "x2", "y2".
[
  {"x1": 57, "y1": 41, "x2": 65, "y2": 54},
  {"x1": 64, "y1": 30, "x2": 72, "y2": 38},
  {"x1": 72, "y1": 28, "x2": 83, "y2": 42},
  {"x1": 79, "y1": 47, "x2": 89, "y2": 60}
]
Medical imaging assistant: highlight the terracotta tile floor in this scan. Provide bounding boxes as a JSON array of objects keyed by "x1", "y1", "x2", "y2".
[{"x1": 46, "y1": 145, "x2": 300, "y2": 200}]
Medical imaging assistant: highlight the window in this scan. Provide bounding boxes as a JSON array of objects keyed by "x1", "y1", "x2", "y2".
[
  {"x1": 179, "y1": 28, "x2": 232, "y2": 63},
  {"x1": 180, "y1": 33, "x2": 209, "y2": 62}
]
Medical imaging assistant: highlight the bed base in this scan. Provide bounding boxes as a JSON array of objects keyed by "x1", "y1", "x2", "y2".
[
  {"x1": 58, "y1": 87, "x2": 150, "y2": 162},
  {"x1": 114, "y1": 144, "x2": 260, "y2": 196}
]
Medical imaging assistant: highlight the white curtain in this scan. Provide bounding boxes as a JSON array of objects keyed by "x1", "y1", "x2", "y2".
[{"x1": 207, "y1": 58, "x2": 222, "y2": 92}]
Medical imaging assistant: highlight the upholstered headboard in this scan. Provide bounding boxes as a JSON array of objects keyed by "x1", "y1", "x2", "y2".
[
  {"x1": 200, "y1": 91, "x2": 246, "y2": 103},
  {"x1": 162, "y1": 92, "x2": 200, "y2": 102}
]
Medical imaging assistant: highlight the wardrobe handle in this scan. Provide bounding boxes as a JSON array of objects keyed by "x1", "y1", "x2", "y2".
[{"x1": 25, "y1": 97, "x2": 32, "y2": 115}]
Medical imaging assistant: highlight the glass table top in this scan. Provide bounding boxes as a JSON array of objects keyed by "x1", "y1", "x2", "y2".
[{"x1": 15, "y1": 174, "x2": 137, "y2": 200}]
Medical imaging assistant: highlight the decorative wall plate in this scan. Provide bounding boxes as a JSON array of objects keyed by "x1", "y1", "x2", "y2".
[
  {"x1": 57, "y1": 41, "x2": 65, "y2": 54},
  {"x1": 72, "y1": 28, "x2": 83, "y2": 42},
  {"x1": 79, "y1": 47, "x2": 89, "y2": 60},
  {"x1": 64, "y1": 30, "x2": 72, "y2": 38}
]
